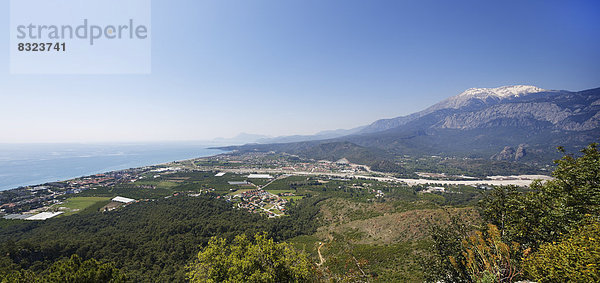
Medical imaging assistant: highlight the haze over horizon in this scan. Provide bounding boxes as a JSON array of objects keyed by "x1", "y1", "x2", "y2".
[{"x1": 1, "y1": 0, "x2": 599, "y2": 143}]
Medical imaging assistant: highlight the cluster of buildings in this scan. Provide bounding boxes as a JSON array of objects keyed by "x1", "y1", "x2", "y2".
[
  {"x1": 196, "y1": 152, "x2": 368, "y2": 175},
  {"x1": 1, "y1": 152, "x2": 386, "y2": 221},
  {"x1": 0, "y1": 167, "x2": 147, "y2": 217},
  {"x1": 0, "y1": 185, "x2": 62, "y2": 215},
  {"x1": 231, "y1": 189, "x2": 287, "y2": 218},
  {"x1": 420, "y1": 186, "x2": 446, "y2": 193}
]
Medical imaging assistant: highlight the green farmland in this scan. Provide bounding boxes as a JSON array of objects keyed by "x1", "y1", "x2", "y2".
[{"x1": 59, "y1": 197, "x2": 111, "y2": 216}]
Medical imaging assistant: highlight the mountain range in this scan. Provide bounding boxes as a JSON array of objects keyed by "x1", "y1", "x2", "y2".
[{"x1": 220, "y1": 85, "x2": 600, "y2": 169}]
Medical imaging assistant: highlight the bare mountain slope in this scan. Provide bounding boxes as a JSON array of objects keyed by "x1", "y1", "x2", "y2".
[{"x1": 222, "y1": 86, "x2": 600, "y2": 165}]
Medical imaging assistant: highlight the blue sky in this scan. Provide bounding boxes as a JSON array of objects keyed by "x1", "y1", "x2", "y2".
[{"x1": 1, "y1": 0, "x2": 599, "y2": 143}]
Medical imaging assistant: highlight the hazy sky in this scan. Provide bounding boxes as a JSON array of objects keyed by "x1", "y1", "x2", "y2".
[{"x1": 1, "y1": 0, "x2": 599, "y2": 143}]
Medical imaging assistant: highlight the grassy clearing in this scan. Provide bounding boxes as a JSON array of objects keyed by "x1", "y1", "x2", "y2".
[
  {"x1": 317, "y1": 206, "x2": 479, "y2": 245},
  {"x1": 287, "y1": 235, "x2": 321, "y2": 256},
  {"x1": 60, "y1": 197, "x2": 111, "y2": 216},
  {"x1": 288, "y1": 196, "x2": 465, "y2": 281},
  {"x1": 322, "y1": 239, "x2": 428, "y2": 282}
]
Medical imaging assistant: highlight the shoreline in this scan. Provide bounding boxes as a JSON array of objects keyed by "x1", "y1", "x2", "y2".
[
  {"x1": 0, "y1": 147, "x2": 225, "y2": 192},
  {"x1": 1, "y1": 147, "x2": 553, "y2": 194}
]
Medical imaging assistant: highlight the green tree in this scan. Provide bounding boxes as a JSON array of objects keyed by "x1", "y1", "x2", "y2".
[
  {"x1": 545, "y1": 144, "x2": 600, "y2": 228},
  {"x1": 187, "y1": 232, "x2": 316, "y2": 283},
  {"x1": 423, "y1": 214, "x2": 472, "y2": 283},
  {"x1": 478, "y1": 186, "x2": 521, "y2": 237},
  {"x1": 1, "y1": 255, "x2": 124, "y2": 283},
  {"x1": 480, "y1": 143, "x2": 600, "y2": 247},
  {"x1": 41, "y1": 254, "x2": 125, "y2": 283},
  {"x1": 428, "y1": 143, "x2": 600, "y2": 282},
  {"x1": 1, "y1": 270, "x2": 37, "y2": 283},
  {"x1": 523, "y1": 217, "x2": 600, "y2": 282}
]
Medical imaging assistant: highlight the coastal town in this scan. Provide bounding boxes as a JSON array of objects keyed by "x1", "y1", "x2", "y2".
[{"x1": 0, "y1": 151, "x2": 550, "y2": 221}]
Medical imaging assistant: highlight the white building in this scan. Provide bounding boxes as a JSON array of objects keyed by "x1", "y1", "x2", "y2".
[
  {"x1": 25, "y1": 211, "x2": 63, "y2": 220},
  {"x1": 247, "y1": 174, "x2": 273, "y2": 179},
  {"x1": 112, "y1": 196, "x2": 135, "y2": 203}
]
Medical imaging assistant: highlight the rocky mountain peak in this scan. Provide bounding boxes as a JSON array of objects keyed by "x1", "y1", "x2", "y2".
[
  {"x1": 457, "y1": 85, "x2": 546, "y2": 99},
  {"x1": 429, "y1": 85, "x2": 549, "y2": 111}
]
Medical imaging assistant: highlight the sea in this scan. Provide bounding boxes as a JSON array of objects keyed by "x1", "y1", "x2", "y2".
[{"x1": 0, "y1": 143, "x2": 224, "y2": 191}]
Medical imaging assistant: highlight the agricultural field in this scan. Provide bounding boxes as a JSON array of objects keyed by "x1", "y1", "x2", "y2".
[
  {"x1": 282, "y1": 195, "x2": 304, "y2": 201},
  {"x1": 58, "y1": 197, "x2": 111, "y2": 216},
  {"x1": 2, "y1": 145, "x2": 591, "y2": 282}
]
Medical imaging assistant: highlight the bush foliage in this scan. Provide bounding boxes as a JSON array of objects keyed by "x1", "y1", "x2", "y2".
[
  {"x1": 186, "y1": 233, "x2": 316, "y2": 283},
  {"x1": 523, "y1": 217, "x2": 600, "y2": 282},
  {"x1": 427, "y1": 143, "x2": 600, "y2": 282},
  {"x1": 456, "y1": 224, "x2": 523, "y2": 283},
  {"x1": 1, "y1": 254, "x2": 124, "y2": 283}
]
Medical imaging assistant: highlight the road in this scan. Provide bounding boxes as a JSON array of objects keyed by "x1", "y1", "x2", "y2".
[{"x1": 317, "y1": 242, "x2": 325, "y2": 266}]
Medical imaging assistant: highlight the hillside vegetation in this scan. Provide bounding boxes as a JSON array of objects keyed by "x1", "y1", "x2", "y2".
[
  {"x1": 0, "y1": 143, "x2": 598, "y2": 282},
  {"x1": 426, "y1": 143, "x2": 600, "y2": 282}
]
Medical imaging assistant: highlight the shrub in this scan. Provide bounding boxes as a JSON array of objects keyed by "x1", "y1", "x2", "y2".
[
  {"x1": 456, "y1": 224, "x2": 523, "y2": 282},
  {"x1": 523, "y1": 218, "x2": 600, "y2": 282},
  {"x1": 187, "y1": 232, "x2": 316, "y2": 282}
]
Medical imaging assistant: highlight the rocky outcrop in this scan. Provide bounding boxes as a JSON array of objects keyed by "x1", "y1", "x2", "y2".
[
  {"x1": 437, "y1": 103, "x2": 573, "y2": 130},
  {"x1": 515, "y1": 144, "x2": 527, "y2": 160},
  {"x1": 362, "y1": 86, "x2": 600, "y2": 134},
  {"x1": 491, "y1": 144, "x2": 527, "y2": 161},
  {"x1": 492, "y1": 146, "x2": 516, "y2": 161}
]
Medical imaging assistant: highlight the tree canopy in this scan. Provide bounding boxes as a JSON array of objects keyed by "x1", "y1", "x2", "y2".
[
  {"x1": 427, "y1": 142, "x2": 600, "y2": 282},
  {"x1": 186, "y1": 233, "x2": 316, "y2": 283},
  {"x1": 480, "y1": 143, "x2": 600, "y2": 247},
  {"x1": 1, "y1": 254, "x2": 124, "y2": 283}
]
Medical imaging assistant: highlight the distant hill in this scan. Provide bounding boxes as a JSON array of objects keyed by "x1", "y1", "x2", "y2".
[
  {"x1": 255, "y1": 127, "x2": 365, "y2": 144},
  {"x1": 360, "y1": 85, "x2": 598, "y2": 133},
  {"x1": 346, "y1": 86, "x2": 599, "y2": 158},
  {"x1": 221, "y1": 85, "x2": 600, "y2": 167},
  {"x1": 220, "y1": 141, "x2": 391, "y2": 168}
]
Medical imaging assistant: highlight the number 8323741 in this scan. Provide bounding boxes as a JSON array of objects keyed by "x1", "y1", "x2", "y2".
[{"x1": 17, "y1": 42, "x2": 66, "y2": 52}]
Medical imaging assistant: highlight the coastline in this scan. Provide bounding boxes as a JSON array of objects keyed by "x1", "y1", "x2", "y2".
[{"x1": 0, "y1": 144, "x2": 225, "y2": 192}]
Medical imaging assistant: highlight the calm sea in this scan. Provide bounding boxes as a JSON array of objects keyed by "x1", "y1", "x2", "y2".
[{"x1": 0, "y1": 143, "x2": 224, "y2": 191}]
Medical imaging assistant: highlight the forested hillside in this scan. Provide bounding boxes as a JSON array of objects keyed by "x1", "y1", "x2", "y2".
[
  {"x1": 1, "y1": 143, "x2": 598, "y2": 282},
  {"x1": 426, "y1": 143, "x2": 600, "y2": 282},
  {"x1": 0, "y1": 196, "x2": 320, "y2": 281},
  {"x1": 223, "y1": 87, "x2": 600, "y2": 170}
]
